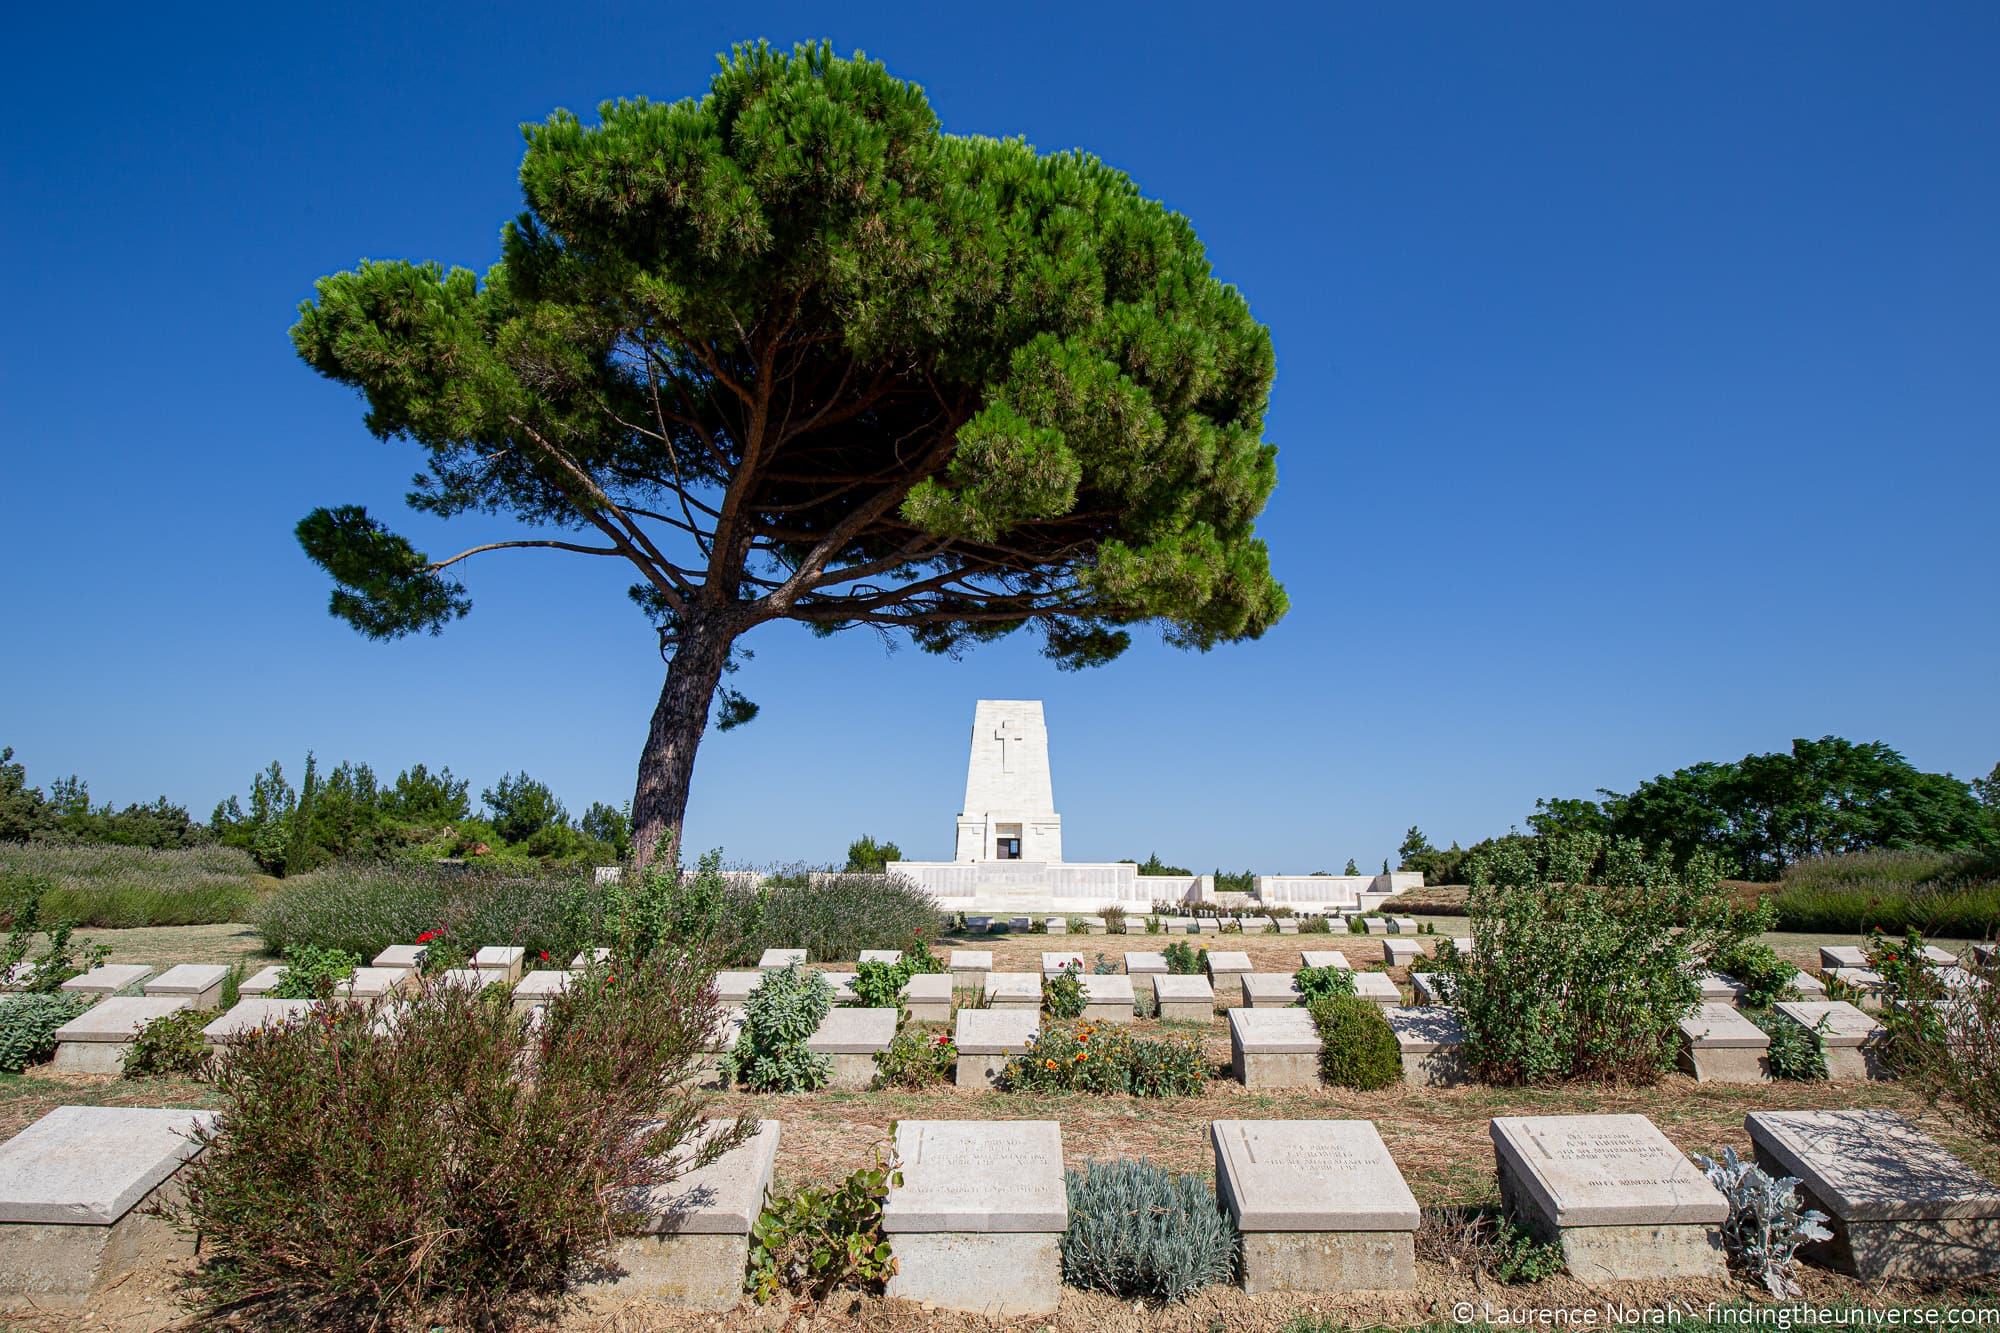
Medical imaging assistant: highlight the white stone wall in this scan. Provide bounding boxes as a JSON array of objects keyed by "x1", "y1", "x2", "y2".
[
  {"x1": 1253, "y1": 872, "x2": 1421, "y2": 907},
  {"x1": 954, "y1": 700, "x2": 1063, "y2": 862}
]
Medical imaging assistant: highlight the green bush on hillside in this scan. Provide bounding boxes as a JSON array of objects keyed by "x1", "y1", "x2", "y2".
[
  {"x1": 1766, "y1": 849, "x2": 2000, "y2": 937},
  {"x1": 1309, "y1": 994, "x2": 1401, "y2": 1090},
  {"x1": 0, "y1": 843, "x2": 263, "y2": 928}
]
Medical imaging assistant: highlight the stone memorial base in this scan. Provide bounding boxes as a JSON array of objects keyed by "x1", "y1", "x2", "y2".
[
  {"x1": 953, "y1": 1010, "x2": 1038, "y2": 1088},
  {"x1": 886, "y1": 1231, "x2": 1061, "y2": 1315},
  {"x1": 597, "y1": 1119, "x2": 777, "y2": 1310},
  {"x1": 1079, "y1": 975, "x2": 1134, "y2": 1023},
  {"x1": 1543, "y1": 1218, "x2": 1729, "y2": 1283},
  {"x1": 1241, "y1": 1230, "x2": 1415, "y2": 1293},
  {"x1": 1154, "y1": 974, "x2": 1214, "y2": 1023},
  {"x1": 1385, "y1": 1008, "x2": 1467, "y2": 1088},
  {"x1": 49, "y1": 1042, "x2": 134, "y2": 1074},
  {"x1": 605, "y1": 1231, "x2": 752, "y2": 1308},
  {"x1": 1228, "y1": 1009, "x2": 1322, "y2": 1089},
  {"x1": 1677, "y1": 1046, "x2": 1769, "y2": 1083}
]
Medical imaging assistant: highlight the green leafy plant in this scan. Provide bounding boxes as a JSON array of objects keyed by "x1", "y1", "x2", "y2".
[
  {"x1": 0, "y1": 878, "x2": 108, "y2": 992},
  {"x1": 1436, "y1": 834, "x2": 1753, "y2": 1085},
  {"x1": 747, "y1": 1146, "x2": 900, "y2": 1302},
  {"x1": 0, "y1": 991, "x2": 90, "y2": 1071},
  {"x1": 173, "y1": 947, "x2": 746, "y2": 1327},
  {"x1": 270, "y1": 943, "x2": 360, "y2": 1000},
  {"x1": 1061, "y1": 1158, "x2": 1237, "y2": 1301},
  {"x1": 1043, "y1": 962, "x2": 1087, "y2": 1019},
  {"x1": 1694, "y1": 1146, "x2": 1831, "y2": 1299},
  {"x1": 850, "y1": 958, "x2": 916, "y2": 1010},
  {"x1": 1297, "y1": 914, "x2": 1331, "y2": 934},
  {"x1": 872, "y1": 1026, "x2": 955, "y2": 1089},
  {"x1": 1004, "y1": 1021, "x2": 1205, "y2": 1096},
  {"x1": 724, "y1": 963, "x2": 833, "y2": 1092},
  {"x1": 1293, "y1": 964, "x2": 1354, "y2": 1005},
  {"x1": 1028, "y1": 917, "x2": 1048, "y2": 934},
  {"x1": 1347, "y1": 914, "x2": 1369, "y2": 934},
  {"x1": 1145, "y1": 914, "x2": 1163, "y2": 934},
  {"x1": 900, "y1": 929, "x2": 945, "y2": 974},
  {"x1": 1090, "y1": 952, "x2": 1120, "y2": 975},
  {"x1": 1163, "y1": 940, "x2": 1203, "y2": 975},
  {"x1": 1103, "y1": 906, "x2": 1127, "y2": 934},
  {"x1": 1755, "y1": 1009, "x2": 1829, "y2": 1081},
  {"x1": 1492, "y1": 1221, "x2": 1566, "y2": 1282},
  {"x1": 1309, "y1": 994, "x2": 1401, "y2": 1090},
  {"x1": 124, "y1": 1009, "x2": 213, "y2": 1078}
]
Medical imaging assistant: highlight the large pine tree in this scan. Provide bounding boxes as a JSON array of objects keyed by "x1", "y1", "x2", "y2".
[{"x1": 293, "y1": 42, "x2": 1287, "y2": 866}]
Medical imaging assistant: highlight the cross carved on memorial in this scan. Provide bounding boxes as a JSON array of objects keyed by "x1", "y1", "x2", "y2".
[{"x1": 994, "y1": 718, "x2": 1025, "y2": 773}]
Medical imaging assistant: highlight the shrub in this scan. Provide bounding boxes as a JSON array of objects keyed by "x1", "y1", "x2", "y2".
[
  {"x1": 1297, "y1": 914, "x2": 1331, "y2": 934},
  {"x1": 1756, "y1": 1010, "x2": 1828, "y2": 1081},
  {"x1": 1066, "y1": 915, "x2": 1090, "y2": 933},
  {"x1": 1491, "y1": 1222, "x2": 1566, "y2": 1282},
  {"x1": 872, "y1": 1026, "x2": 955, "y2": 1089},
  {"x1": 1415, "y1": 1206, "x2": 1565, "y2": 1283},
  {"x1": 1103, "y1": 905, "x2": 1127, "y2": 934},
  {"x1": 1693, "y1": 1146, "x2": 1831, "y2": 1298},
  {"x1": 1347, "y1": 914, "x2": 1368, "y2": 934},
  {"x1": 1004, "y1": 1022, "x2": 1206, "y2": 1096},
  {"x1": 1145, "y1": 914, "x2": 1162, "y2": 934},
  {"x1": 0, "y1": 879, "x2": 108, "y2": 992},
  {"x1": 1294, "y1": 964, "x2": 1355, "y2": 1005},
  {"x1": 589, "y1": 850, "x2": 765, "y2": 960},
  {"x1": 0, "y1": 992, "x2": 89, "y2": 1071},
  {"x1": 751, "y1": 871, "x2": 942, "y2": 962},
  {"x1": 1090, "y1": 952, "x2": 1120, "y2": 975},
  {"x1": 258, "y1": 860, "x2": 589, "y2": 960},
  {"x1": 1712, "y1": 929, "x2": 1797, "y2": 1008},
  {"x1": 901, "y1": 931, "x2": 945, "y2": 973},
  {"x1": 747, "y1": 1148, "x2": 899, "y2": 1302},
  {"x1": 173, "y1": 947, "x2": 746, "y2": 1327},
  {"x1": 1163, "y1": 940, "x2": 1202, "y2": 974},
  {"x1": 1309, "y1": 995, "x2": 1402, "y2": 1090},
  {"x1": 270, "y1": 943, "x2": 360, "y2": 999},
  {"x1": 1043, "y1": 962, "x2": 1086, "y2": 1019},
  {"x1": 1436, "y1": 835, "x2": 1752, "y2": 1085},
  {"x1": 124, "y1": 1009, "x2": 212, "y2": 1078},
  {"x1": 1866, "y1": 931, "x2": 2000, "y2": 1141},
  {"x1": 0, "y1": 842, "x2": 264, "y2": 928},
  {"x1": 725, "y1": 963, "x2": 833, "y2": 1092},
  {"x1": 1061, "y1": 1158, "x2": 1236, "y2": 1301},
  {"x1": 850, "y1": 958, "x2": 914, "y2": 1010},
  {"x1": 1769, "y1": 848, "x2": 2000, "y2": 937}
]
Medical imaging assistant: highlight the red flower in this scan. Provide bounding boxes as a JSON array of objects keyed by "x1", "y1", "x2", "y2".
[
  {"x1": 538, "y1": 950, "x2": 550, "y2": 963},
  {"x1": 415, "y1": 929, "x2": 442, "y2": 945}
]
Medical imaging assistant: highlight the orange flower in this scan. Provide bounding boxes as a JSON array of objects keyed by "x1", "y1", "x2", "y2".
[
  {"x1": 1074, "y1": 1052, "x2": 1088, "y2": 1062},
  {"x1": 1043, "y1": 1058, "x2": 1058, "y2": 1070}
]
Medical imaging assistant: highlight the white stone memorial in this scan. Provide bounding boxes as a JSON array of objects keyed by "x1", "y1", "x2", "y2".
[
  {"x1": 903, "y1": 972, "x2": 953, "y2": 1023},
  {"x1": 1205, "y1": 949, "x2": 1252, "y2": 1000},
  {"x1": 1078, "y1": 973, "x2": 1134, "y2": 1022},
  {"x1": 1383, "y1": 939, "x2": 1422, "y2": 967},
  {"x1": 1299, "y1": 949, "x2": 1352, "y2": 972},
  {"x1": 337, "y1": 966, "x2": 414, "y2": 1003},
  {"x1": 882, "y1": 1120, "x2": 1066, "y2": 1315},
  {"x1": 1491, "y1": 1114, "x2": 1727, "y2": 1280},
  {"x1": 1746, "y1": 1108, "x2": 2000, "y2": 1281},
  {"x1": 1351, "y1": 971, "x2": 1402, "y2": 1007},
  {"x1": 50, "y1": 996, "x2": 193, "y2": 1073},
  {"x1": 1155, "y1": 973, "x2": 1215, "y2": 1022},
  {"x1": 602, "y1": 1119, "x2": 779, "y2": 1307},
  {"x1": 1242, "y1": 972, "x2": 1304, "y2": 1007},
  {"x1": 142, "y1": 964, "x2": 229, "y2": 1009},
  {"x1": 983, "y1": 973, "x2": 1039, "y2": 1009},
  {"x1": 807, "y1": 1008, "x2": 897, "y2": 1088},
  {"x1": 953, "y1": 1008, "x2": 1039, "y2": 1087},
  {"x1": 1385, "y1": 1007, "x2": 1466, "y2": 1086},
  {"x1": 510, "y1": 969, "x2": 574, "y2": 1012},
  {"x1": 203, "y1": 998, "x2": 317, "y2": 1045},
  {"x1": 1676, "y1": 1002, "x2": 1770, "y2": 1083},
  {"x1": 948, "y1": 949, "x2": 991, "y2": 993},
  {"x1": 58, "y1": 963, "x2": 153, "y2": 997},
  {"x1": 1228, "y1": 1007, "x2": 1321, "y2": 1088},
  {"x1": 1213, "y1": 1119, "x2": 1418, "y2": 1291},
  {"x1": 471, "y1": 946, "x2": 524, "y2": 984},
  {"x1": 758, "y1": 948, "x2": 806, "y2": 971},
  {"x1": 0, "y1": 1106, "x2": 217, "y2": 1310}
]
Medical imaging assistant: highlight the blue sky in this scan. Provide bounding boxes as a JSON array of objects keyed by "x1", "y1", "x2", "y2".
[{"x1": 3, "y1": 2, "x2": 1995, "y2": 872}]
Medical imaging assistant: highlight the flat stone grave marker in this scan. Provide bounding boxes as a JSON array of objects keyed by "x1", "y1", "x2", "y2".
[
  {"x1": 1039, "y1": 950, "x2": 1084, "y2": 975},
  {"x1": 1351, "y1": 972, "x2": 1401, "y2": 1006},
  {"x1": 1745, "y1": 1108, "x2": 2000, "y2": 1281},
  {"x1": 1409, "y1": 972, "x2": 1451, "y2": 1006},
  {"x1": 904, "y1": 972, "x2": 952, "y2": 1023},
  {"x1": 203, "y1": 998, "x2": 317, "y2": 1045},
  {"x1": 604, "y1": 1119, "x2": 780, "y2": 1308},
  {"x1": 1676, "y1": 1002, "x2": 1769, "y2": 1083},
  {"x1": 1043, "y1": 916, "x2": 1068, "y2": 934},
  {"x1": 1154, "y1": 973, "x2": 1215, "y2": 1022},
  {"x1": 712, "y1": 970, "x2": 761, "y2": 1006},
  {"x1": 438, "y1": 967, "x2": 487, "y2": 992},
  {"x1": 948, "y1": 950, "x2": 991, "y2": 991},
  {"x1": 1123, "y1": 951, "x2": 1167, "y2": 992},
  {"x1": 237, "y1": 964, "x2": 286, "y2": 996},
  {"x1": 1820, "y1": 945, "x2": 1868, "y2": 969},
  {"x1": 983, "y1": 973, "x2": 1040, "y2": 1009},
  {"x1": 1490, "y1": 1113, "x2": 1727, "y2": 1281},
  {"x1": 858, "y1": 950, "x2": 904, "y2": 965},
  {"x1": 1773, "y1": 1000, "x2": 1888, "y2": 1079},
  {"x1": 1451, "y1": 936, "x2": 1474, "y2": 954},
  {"x1": 953, "y1": 1008, "x2": 1040, "y2": 1087},
  {"x1": 1921, "y1": 945, "x2": 1958, "y2": 966},
  {"x1": 1299, "y1": 949, "x2": 1352, "y2": 971},
  {"x1": 142, "y1": 964, "x2": 229, "y2": 1008},
  {"x1": 1789, "y1": 970, "x2": 1826, "y2": 996},
  {"x1": 1205, "y1": 950, "x2": 1253, "y2": 999},
  {"x1": 472, "y1": 946, "x2": 524, "y2": 983},
  {"x1": 572, "y1": 948, "x2": 613, "y2": 967},
  {"x1": 1699, "y1": 972, "x2": 1747, "y2": 1003},
  {"x1": 807, "y1": 1007, "x2": 896, "y2": 1088},
  {"x1": 0, "y1": 1105, "x2": 218, "y2": 1311},
  {"x1": 1240, "y1": 916, "x2": 1271, "y2": 933},
  {"x1": 1389, "y1": 917, "x2": 1418, "y2": 934},
  {"x1": 1385, "y1": 1007, "x2": 1466, "y2": 1087},
  {"x1": 58, "y1": 964, "x2": 153, "y2": 997},
  {"x1": 1078, "y1": 974, "x2": 1134, "y2": 1022},
  {"x1": 1276, "y1": 917, "x2": 1300, "y2": 934},
  {"x1": 372, "y1": 944, "x2": 426, "y2": 969},
  {"x1": 1241, "y1": 972, "x2": 1302, "y2": 1007},
  {"x1": 511, "y1": 969, "x2": 575, "y2": 1011},
  {"x1": 758, "y1": 948, "x2": 807, "y2": 971},
  {"x1": 337, "y1": 966, "x2": 413, "y2": 1003},
  {"x1": 50, "y1": 996, "x2": 193, "y2": 1073},
  {"x1": 1363, "y1": 918, "x2": 1389, "y2": 935},
  {"x1": 1213, "y1": 1118, "x2": 1419, "y2": 1292},
  {"x1": 883, "y1": 1120, "x2": 1066, "y2": 1316},
  {"x1": 1383, "y1": 939, "x2": 1422, "y2": 967},
  {"x1": 1228, "y1": 1007, "x2": 1321, "y2": 1089}
]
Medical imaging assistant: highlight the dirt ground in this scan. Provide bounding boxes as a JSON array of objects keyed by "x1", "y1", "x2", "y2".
[{"x1": 7, "y1": 925, "x2": 1998, "y2": 1331}]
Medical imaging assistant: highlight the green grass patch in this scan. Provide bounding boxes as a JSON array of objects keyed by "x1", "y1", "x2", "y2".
[{"x1": 0, "y1": 842, "x2": 268, "y2": 927}]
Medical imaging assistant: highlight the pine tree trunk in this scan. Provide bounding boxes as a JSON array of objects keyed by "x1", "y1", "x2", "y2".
[{"x1": 629, "y1": 619, "x2": 736, "y2": 871}]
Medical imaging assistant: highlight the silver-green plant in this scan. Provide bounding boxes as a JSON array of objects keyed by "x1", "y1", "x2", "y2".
[
  {"x1": 724, "y1": 963, "x2": 834, "y2": 1092},
  {"x1": 1061, "y1": 1158, "x2": 1237, "y2": 1301},
  {"x1": 1692, "y1": 1146, "x2": 1830, "y2": 1298}
]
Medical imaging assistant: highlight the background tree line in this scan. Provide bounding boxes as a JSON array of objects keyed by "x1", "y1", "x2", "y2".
[
  {"x1": 0, "y1": 745, "x2": 632, "y2": 876},
  {"x1": 1400, "y1": 736, "x2": 2000, "y2": 884}
]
